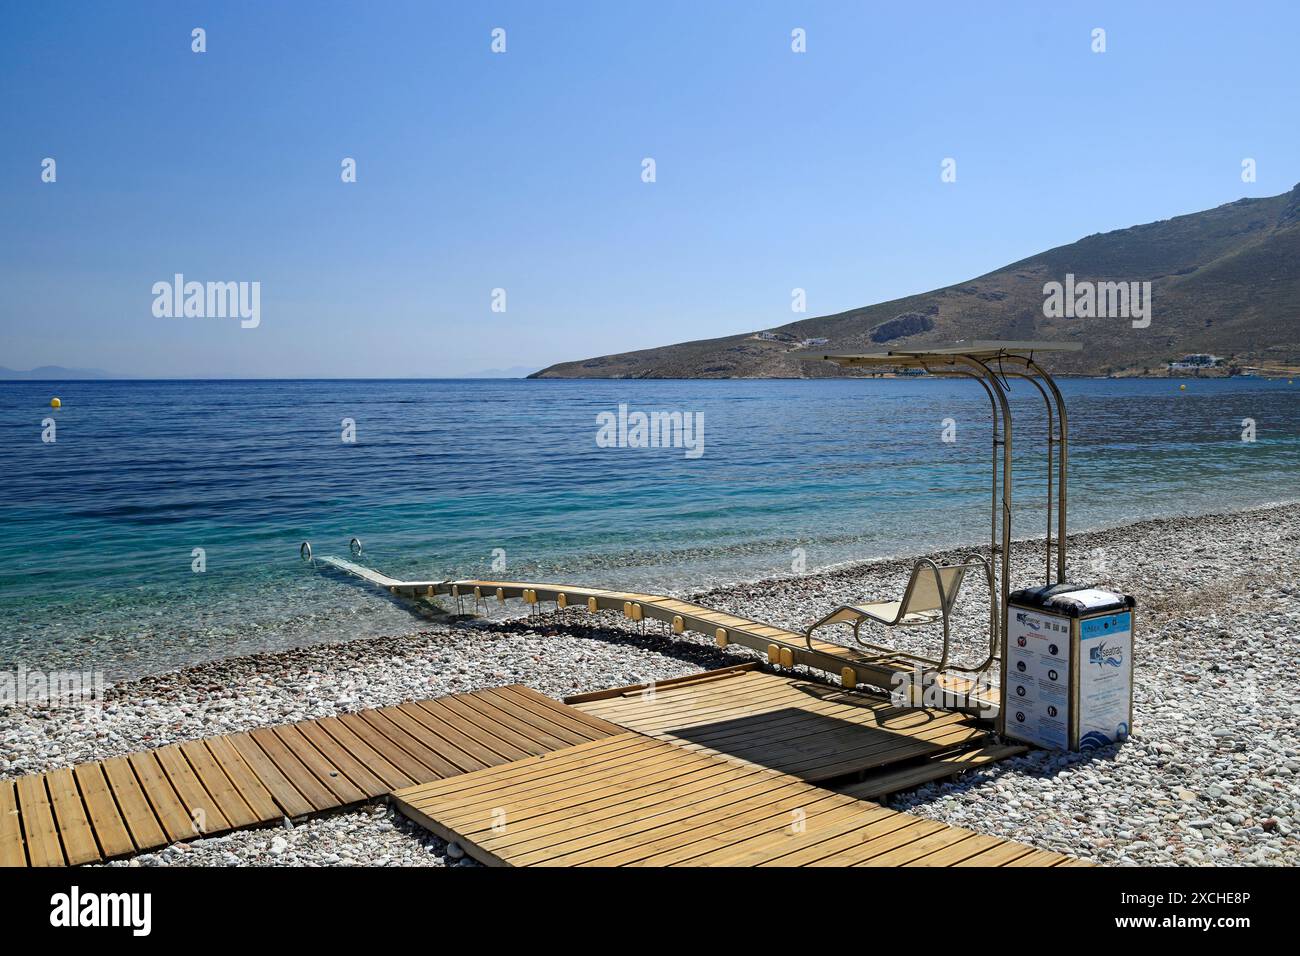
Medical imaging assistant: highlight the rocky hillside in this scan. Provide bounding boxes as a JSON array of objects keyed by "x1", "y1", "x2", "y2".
[{"x1": 532, "y1": 185, "x2": 1300, "y2": 378}]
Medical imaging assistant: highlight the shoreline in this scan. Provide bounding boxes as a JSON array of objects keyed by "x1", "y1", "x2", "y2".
[
  {"x1": 3, "y1": 500, "x2": 1298, "y2": 866},
  {"x1": 678, "y1": 495, "x2": 1300, "y2": 600}
]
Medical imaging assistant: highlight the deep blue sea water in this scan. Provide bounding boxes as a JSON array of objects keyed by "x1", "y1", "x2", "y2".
[{"x1": 2, "y1": 377, "x2": 1297, "y2": 679}]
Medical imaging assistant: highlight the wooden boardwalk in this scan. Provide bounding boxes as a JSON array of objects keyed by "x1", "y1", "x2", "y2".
[
  {"x1": 568, "y1": 668, "x2": 999, "y2": 785},
  {"x1": 3, "y1": 659, "x2": 1047, "y2": 868},
  {"x1": 0, "y1": 685, "x2": 622, "y2": 867},
  {"x1": 392, "y1": 733, "x2": 1080, "y2": 867},
  {"x1": 317, "y1": 560, "x2": 998, "y2": 712}
]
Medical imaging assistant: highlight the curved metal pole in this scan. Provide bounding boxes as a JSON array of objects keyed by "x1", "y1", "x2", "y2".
[
  {"x1": 947, "y1": 552, "x2": 997, "y2": 673},
  {"x1": 926, "y1": 355, "x2": 1014, "y2": 656},
  {"x1": 828, "y1": 362, "x2": 1010, "y2": 680},
  {"x1": 1003, "y1": 355, "x2": 1070, "y2": 583},
  {"x1": 926, "y1": 366, "x2": 1001, "y2": 666},
  {"x1": 1005, "y1": 370, "x2": 1055, "y2": 587}
]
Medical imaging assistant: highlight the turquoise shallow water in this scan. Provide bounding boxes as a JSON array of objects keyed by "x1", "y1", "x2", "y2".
[{"x1": 2, "y1": 377, "x2": 1297, "y2": 679}]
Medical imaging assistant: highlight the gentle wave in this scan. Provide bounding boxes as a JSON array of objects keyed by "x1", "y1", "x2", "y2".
[{"x1": 2, "y1": 376, "x2": 1296, "y2": 678}]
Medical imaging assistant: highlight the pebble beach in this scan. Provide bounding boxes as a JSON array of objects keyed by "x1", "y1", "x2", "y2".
[{"x1": 3, "y1": 503, "x2": 1297, "y2": 867}]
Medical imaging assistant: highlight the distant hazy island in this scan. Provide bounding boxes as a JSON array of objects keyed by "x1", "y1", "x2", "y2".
[
  {"x1": 0, "y1": 366, "x2": 112, "y2": 381},
  {"x1": 532, "y1": 185, "x2": 1300, "y2": 380}
]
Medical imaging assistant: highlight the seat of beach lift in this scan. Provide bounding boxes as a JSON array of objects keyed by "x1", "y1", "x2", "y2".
[{"x1": 804, "y1": 556, "x2": 991, "y2": 673}]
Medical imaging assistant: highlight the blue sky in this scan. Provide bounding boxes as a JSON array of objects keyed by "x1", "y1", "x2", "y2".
[{"x1": 2, "y1": 1, "x2": 1297, "y2": 378}]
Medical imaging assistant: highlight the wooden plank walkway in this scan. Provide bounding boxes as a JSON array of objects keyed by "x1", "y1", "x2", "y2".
[
  {"x1": 0, "y1": 685, "x2": 622, "y2": 867},
  {"x1": 328, "y1": 566, "x2": 998, "y2": 712},
  {"x1": 569, "y1": 669, "x2": 992, "y2": 784},
  {"x1": 837, "y1": 743, "x2": 1028, "y2": 800},
  {"x1": 392, "y1": 733, "x2": 1079, "y2": 867}
]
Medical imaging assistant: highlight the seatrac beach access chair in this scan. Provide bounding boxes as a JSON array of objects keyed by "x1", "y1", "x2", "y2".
[{"x1": 805, "y1": 556, "x2": 993, "y2": 672}]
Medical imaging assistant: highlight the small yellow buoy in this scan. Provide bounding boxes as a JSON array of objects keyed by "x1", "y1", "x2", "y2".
[
  {"x1": 50, "y1": 397, "x2": 61, "y2": 408},
  {"x1": 1179, "y1": 384, "x2": 1186, "y2": 390}
]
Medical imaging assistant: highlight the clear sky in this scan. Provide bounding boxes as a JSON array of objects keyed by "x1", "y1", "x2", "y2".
[{"x1": 2, "y1": 1, "x2": 1297, "y2": 378}]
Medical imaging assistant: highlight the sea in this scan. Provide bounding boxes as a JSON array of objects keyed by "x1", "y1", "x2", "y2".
[{"x1": 2, "y1": 377, "x2": 1297, "y2": 680}]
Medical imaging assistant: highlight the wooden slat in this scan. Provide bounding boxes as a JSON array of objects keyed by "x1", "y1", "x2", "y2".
[
  {"x1": 102, "y1": 756, "x2": 168, "y2": 851},
  {"x1": 227, "y1": 732, "x2": 316, "y2": 818},
  {"x1": 395, "y1": 736, "x2": 644, "y2": 819},
  {"x1": 520, "y1": 772, "x2": 826, "y2": 867},
  {"x1": 468, "y1": 689, "x2": 589, "y2": 748},
  {"x1": 953, "y1": 840, "x2": 1036, "y2": 867},
  {"x1": 204, "y1": 736, "x2": 282, "y2": 822},
  {"x1": 578, "y1": 671, "x2": 790, "y2": 711},
  {"x1": 15, "y1": 775, "x2": 63, "y2": 867},
  {"x1": 436, "y1": 745, "x2": 745, "y2": 844},
  {"x1": 248, "y1": 728, "x2": 341, "y2": 811},
  {"x1": 505, "y1": 685, "x2": 627, "y2": 738},
  {"x1": 1004, "y1": 848, "x2": 1069, "y2": 867},
  {"x1": 392, "y1": 731, "x2": 1062, "y2": 868},
  {"x1": 296, "y1": 719, "x2": 389, "y2": 799},
  {"x1": 637, "y1": 793, "x2": 852, "y2": 867},
  {"x1": 128, "y1": 751, "x2": 197, "y2": 842},
  {"x1": 748, "y1": 808, "x2": 918, "y2": 866},
  {"x1": 562, "y1": 663, "x2": 760, "y2": 704},
  {"x1": 44, "y1": 767, "x2": 100, "y2": 865},
  {"x1": 270, "y1": 725, "x2": 367, "y2": 805},
  {"x1": 394, "y1": 703, "x2": 505, "y2": 769},
  {"x1": 903, "y1": 832, "x2": 1008, "y2": 866},
  {"x1": 577, "y1": 674, "x2": 798, "y2": 724},
  {"x1": 576, "y1": 669, "x2": 1004, "y2": 785},
  {"x1": 356, "y1": 710, "x2": 465, "y2": 779},
  {"x1": 485, "y1": 759, "x2": 765, "y2": 859},
  {"x1": 413, "y1": 698, "x2": 531, "y2": 763},
  {"x1": 713, "y1": 805, "x2": 918, "y2": 867},
  {"x1": 0, "y1": 778, "x2": 28, "y2": 867},
  {"x1": 577, "y1": 673, "x2": 873, "y2": 727},
  {"x1": 375, "y1": 706, "x2": 484, "y2": 774},
  {"x1": 154, "y1": 745, "x2": 231, "y2": 835},
  {"x1": 397, "y1": 735, "x2": 651, "y2": 808},
  {"x1": 838, "y1": 744, "x2": 1029, "y2": 800},
  {"x1": 73, "y1": 763, "x2": 135, "y2": 859},
  {"x1": 316, "y1": 715, "x2": 419, "y2": 790},
  {"x1": 179, "y1": 739, "x2": 259, "y2": 829},
  {"x1": 853, "y1": 827, "x2": 982, "y2": 866},
  {"x1": 804, "y1": 818, "x2": 951, "y2": 866},
  {"x1": 699, "y1": 716, "x2": 979, "y2": 769},
  {"x1": 584, "y1": 675, "x2": 948, "y2": 735},
  {"x1": 435, "y1": 694, "x2": 552, "y2": 756},
  {"x1": 336, "y1": 712, "x2": 442, "y2": 783}
]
